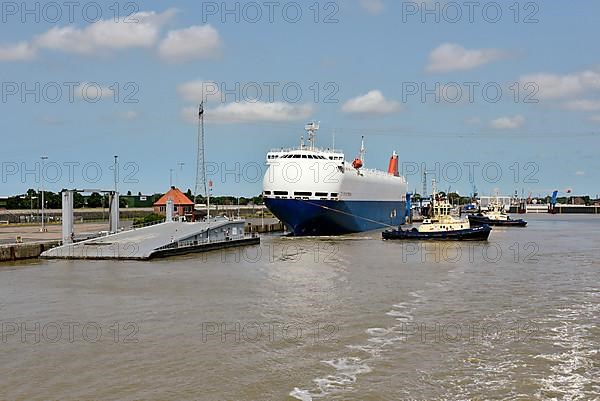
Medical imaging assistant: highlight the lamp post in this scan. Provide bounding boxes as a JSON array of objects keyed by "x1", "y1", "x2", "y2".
[
  {"x1": 40, "y1": 156, "x2": 48, "y2": 232},
  {"x1": 22, "y1": 195, "x2": 37, "y2": 222},
  {"x1": 114, "y1": 155, "x2": 118, "y2": 193},
  {"x1": 30, "y1": 195, "x2": 37, "y2": 222},
  {"x1": 176, "y1": 162, "x2": 185, "y2": 188}
]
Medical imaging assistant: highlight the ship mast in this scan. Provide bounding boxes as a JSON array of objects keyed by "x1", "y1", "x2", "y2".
[
  {"x1": 359, "y1": 136, "x2": 366, "y2": 162},
  {"x1": 305, "y1": 121, "x2": 320, "y2": 151}
]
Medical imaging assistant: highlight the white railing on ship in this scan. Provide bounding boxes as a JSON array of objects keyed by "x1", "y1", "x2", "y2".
[{"x1": 268, "y1": 147, "x2": 344, "y2": 154}]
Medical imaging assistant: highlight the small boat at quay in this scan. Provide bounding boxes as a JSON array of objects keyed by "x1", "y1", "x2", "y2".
[
  {"x1": 383, "y1": 181, "x2": 491, "y2": 241},
  {"x1": 468, "y1": 198, "x2": 527, "y2": 227}
]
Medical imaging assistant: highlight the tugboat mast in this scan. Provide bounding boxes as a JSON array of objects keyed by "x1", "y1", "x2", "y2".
[{"x1": 431, "y1": 179, "x2": 437, "y2": 217}]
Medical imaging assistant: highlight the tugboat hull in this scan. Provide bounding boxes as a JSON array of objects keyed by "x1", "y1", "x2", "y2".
[
  {"x1": 468, "y1": 215, "x2": 527, "y2": 227},
  {"x1": 382, "y1": 225, "x2": 492, "y2": 241}
]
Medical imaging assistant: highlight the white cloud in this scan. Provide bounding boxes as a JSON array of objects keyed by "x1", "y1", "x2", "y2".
[
  {"x1": 75, "y1": 82, "x2": 115, "y2": 101},
  {"x1": 177, "y1": 80, "x2": 221, "y2": 102},
  {"x1": 158, "y1": 25, "x2": 221, "y2": 62},
  {"x1": 182, "y1": 102, "x2": 314, "y2": 124},
  {"x1": 519, "y1": 70, "x2": 600, "y2": 100},
  {"x1": 37, "y1": 116, "x2": 67, "y2": 126},
  {"x1": 490, "y1": 115, "x2": 525, "y2": 130},
  {"x1": 426, "y1": 43, "x2": 509, "y2": 73},
  {"x1": 575, "y1": 171, "x2": 585, "y2": 176},
  {"x1": 560, "y1": 99, "x2": 600, "y2": 111},
  {"x1": 588, "y1": 115, "x2": 600, "y2": 123},
  {"x1": 118, "y1": 111, "x2": 139, "y2": 121},
  {"x1": 0, "y1": 41, "x2": 36, "y2": 61},
  {"x1": 33, "y1": 9, "x2": 175, "y2": 55},
  {"x1": 341, "y1": 90, "x2": 402, "y2": 116},
  {"x1": 464, "y1": 117, "x2": 481, "y2": 125},
  {"x1": 359, "y1": 0, "x2": 384, "y2": 15}
]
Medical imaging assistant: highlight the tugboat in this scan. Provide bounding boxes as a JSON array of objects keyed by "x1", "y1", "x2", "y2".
[
  {"x1": 383, "y1": 181, "x2": 491, "y2": 241},
  {"x1": 468, "y1": 198, "x2": 527, "y2": 227}
]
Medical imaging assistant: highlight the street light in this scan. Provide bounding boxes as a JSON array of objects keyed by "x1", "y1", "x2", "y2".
[
  {"x1": 114, "y1": 155, "x2": 119, "y2": 193},
  {"x1": 40, "y1": 156, "x2": 48, "y2": 232},
  {"x1": 21, "y1": 194, "x2": 37, "y2": 222},
  {"x1": 30, "y1": 195, "x2": 37, "y2": 222},
  {"x1": 176, "y1": 162, "x2": 185, "y2": 188}
]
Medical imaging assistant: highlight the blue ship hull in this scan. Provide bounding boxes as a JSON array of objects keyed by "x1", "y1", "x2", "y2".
[{"x1": 265, "y1": 198, "x2": 406, "y2": 236}]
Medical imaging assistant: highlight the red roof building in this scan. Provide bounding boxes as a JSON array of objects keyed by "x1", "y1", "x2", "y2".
[{"x1": 153, "y1": 187, "x2": 194, "y2": 218}]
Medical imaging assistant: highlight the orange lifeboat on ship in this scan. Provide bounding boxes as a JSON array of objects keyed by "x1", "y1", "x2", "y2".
[{"x1": 352, "y1": 158, "x2": 363, "y2": 169}]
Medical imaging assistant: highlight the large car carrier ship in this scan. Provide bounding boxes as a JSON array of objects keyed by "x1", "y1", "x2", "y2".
[{"x1": 262, "y1": 122, "x2": 408, "y2": 236}]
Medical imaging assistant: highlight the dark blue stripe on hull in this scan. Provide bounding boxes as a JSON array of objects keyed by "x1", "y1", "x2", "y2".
[{"x1": 265, "y1": 198, "x2": 406, "y2": 236}]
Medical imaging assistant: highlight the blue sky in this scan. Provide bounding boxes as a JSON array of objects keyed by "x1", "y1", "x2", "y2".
[{"x1": 1, "y1": 0, "x2": 599, "y2": 198}]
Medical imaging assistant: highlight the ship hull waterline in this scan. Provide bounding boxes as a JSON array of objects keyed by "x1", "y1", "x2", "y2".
[{"x1": 265, "y1": 198, "x2": 406, "y2": 236}]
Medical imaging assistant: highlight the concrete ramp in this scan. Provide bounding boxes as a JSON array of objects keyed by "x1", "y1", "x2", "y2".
[{"x1": 41, "y1": 219, "x2": 257, "y2": 260}]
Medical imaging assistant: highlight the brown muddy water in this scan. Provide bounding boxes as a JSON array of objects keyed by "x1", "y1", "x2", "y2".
[{"x1": 0, "y1": 214, "x2": 598, "y2": 400}]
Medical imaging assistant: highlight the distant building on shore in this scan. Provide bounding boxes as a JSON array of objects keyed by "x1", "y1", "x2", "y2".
[
  {"x1": 120, "y1": 193, "x2": 161, "y2": 208},
  {"x1": 153, "y1": 187, "x2": 194, "y2": 219}
]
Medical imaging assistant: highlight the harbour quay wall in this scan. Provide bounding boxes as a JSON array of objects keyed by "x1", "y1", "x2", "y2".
[
  {"x1": 245, "y1": 221, "x2": 284, "y2": 234},
  {"x1": 0, "y1": 241, "x2": 61, "y2": 262},
  {"x1": 509, "y1": 205, "x2": 600, "y2": 214},
  {"x1": 553, "y1": 205, "x2": 600, "y2": 214}
]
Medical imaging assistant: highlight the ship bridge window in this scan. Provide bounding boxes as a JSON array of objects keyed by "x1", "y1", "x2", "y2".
[
  {"x1": 274, "y1": 191, "x2": 288, "y2": 196},
  {"x1": 294, "y1": 192, "x2": 312, "y2": 196},
  {"x1": 293, "y1": 155, "x2": 301, "y2": 158},
  {"x1": 330, "y1": 193, "x2": 338, "y2": 197},
  {"x1": 315, "y1": 192, "x2": 327, "y2": 197},
  {"x1": 263, "y1": 191, "x2": 271, "y2": 195},
  {"x1": 302, "y1": 155, "x2": 307, "y2": 159}
]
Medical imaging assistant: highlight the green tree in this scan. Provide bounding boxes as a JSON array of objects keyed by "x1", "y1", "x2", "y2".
[
  {"x1": 87, "y1": 192, "x2": 103, "y2": 208},
  {"x1": 74, "y1": 192, "x2": 85, "y2": 208},
  {"x1": 448, "y1": 192, "x2": 461, "y2": 204}
]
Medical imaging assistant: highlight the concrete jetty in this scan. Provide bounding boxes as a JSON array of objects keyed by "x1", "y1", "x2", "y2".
[
  {"x1": 41, "y1": 218, "x2": 259, "y2": 261},
  {"x1": 0, "y1": 241, "x2": 61, "y2": 262}
]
